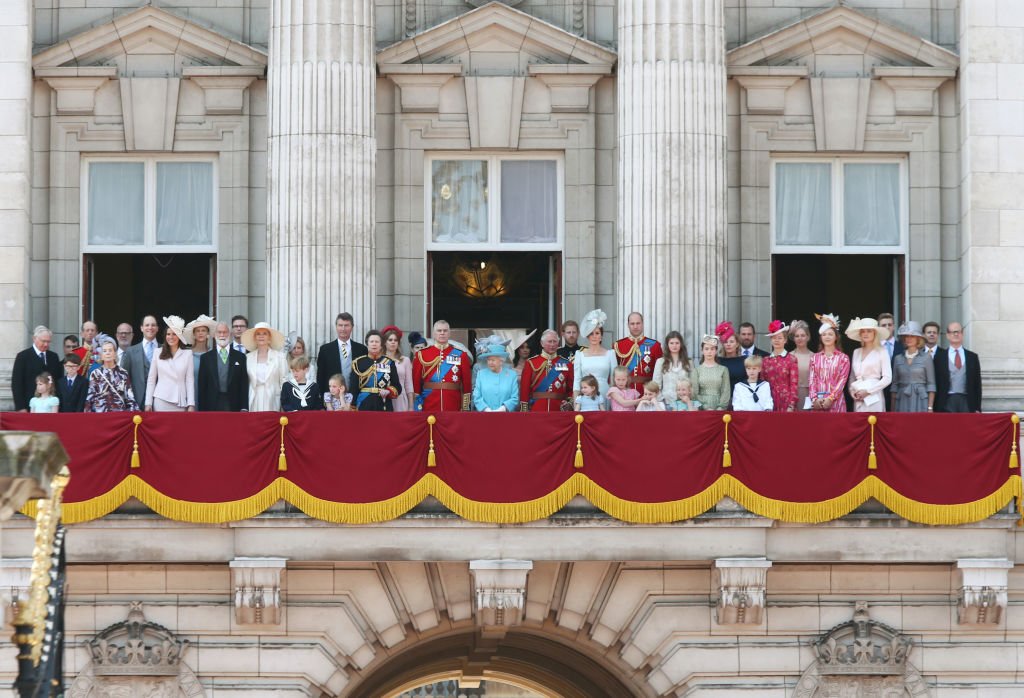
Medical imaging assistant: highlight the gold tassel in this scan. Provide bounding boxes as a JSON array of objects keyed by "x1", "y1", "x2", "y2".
[
  {"x1": 130, "y1": 414, "x2": 143, "y2": 469},
  {"x1": 574, "y1": 415, "x2": 584, "y2": 469},
  {"x1": 427, "y1": 415, "x2": 437, "y2": 468},
  {"x1": 278, "y1": 416, "x2": 288, "y2": 471},
  {"x1": 722, "y1": 414, "x2": 732, "y2": 468},
  {"x1": 867, "y1": 415, "x2": 878, "y2": 470},
  {"x1": 1011, "y1": 415, "x2": 1020, "y2": 470}
]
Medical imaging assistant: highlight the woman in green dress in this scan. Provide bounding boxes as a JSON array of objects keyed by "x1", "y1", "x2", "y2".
[{"x1": 691, "y1": 335, "x2": 731, "y2": 410}]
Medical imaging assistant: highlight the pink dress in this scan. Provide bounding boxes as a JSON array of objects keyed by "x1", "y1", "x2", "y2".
[
  {"x1": 607, "y1": 386, "x2": 640, "y2": 411},
  {"x1": 848, "y1": 347, "x2": 892, "y2": 413},
  {"x1": 761, "y1": 351, "x2": 799, "y2": 412},
  {"x1": 390, "y1": 355, "x2": 414, "y2": 412},
  {"x1": 808, "y1": 351, "x2": 851, "y2": 413}
]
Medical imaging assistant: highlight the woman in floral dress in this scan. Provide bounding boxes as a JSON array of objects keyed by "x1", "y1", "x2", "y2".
[
  {"x1": 808, "y1": 313, "x2": 850, "y2": 413},
  {"x1": 761, "y1": 320, "x2": 799, "y2": 412},
  {"x1": 84, "y1": 339, "x2": 139, "y2": 412}
]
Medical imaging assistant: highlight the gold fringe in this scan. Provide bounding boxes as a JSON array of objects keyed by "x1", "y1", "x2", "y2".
[
  {"x1": 1011, "y1": 415, "x2": 1020, "y2": 470},
  {"x1": 721, "y1": 414, "x2": 732, "y2": 468},
  {"x1": 867, "y1": 415, "x2": 878, "y2": 470},
  {"x1": 574, "y1": 414, "x2": 584, "y2": 469},
  {"x1": 426, "y1": 415, "x2": 437, "y2": 468},
  {"x1": 130, "y1": 414, "x2": 142, "y2": 469},
  {"x1": 277, "y1": 416, "x2": 288, "y2": 471}
]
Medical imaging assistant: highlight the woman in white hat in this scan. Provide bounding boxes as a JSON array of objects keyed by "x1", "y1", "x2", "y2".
[
  {"x1": 144, "y1": 315, "x2": 195, "y2": 412},
  {"x1": 846, "y1": 317, "x2": 892, "y2": 412},
  {"x1": 242, "y1": 322, "x2": 289, "y2": 412},
  {"x1": 185, "y1": 314, "x2": 217, "y2": 399},
  {"x1": 807, "y1": 313, "x2": 850, "y2": 412},
  {"x1": 891, "y1": 321, "x2": 935, "y2": 413},
  {"x1": 571, "y1": 310, "x2": 617, "y2": 398},
  {"x1": 471, "y1": 337, "x2": 519, "y2": 412}
]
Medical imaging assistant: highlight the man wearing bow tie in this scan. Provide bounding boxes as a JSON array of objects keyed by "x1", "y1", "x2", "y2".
[
  {"x1": 198, "y1": 322, "x2": 250, "y2": 411},
  {"x1": 11, "y1": 325, "x2": 62, "y2": 411}
]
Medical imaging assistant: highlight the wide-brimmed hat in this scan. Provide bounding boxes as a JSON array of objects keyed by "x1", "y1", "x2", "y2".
[
  {"x1": 579, "y1": 309, "x2": 607, "y2": 338},
  {"x1": 184, "y1": 314, "x2": 217, "y2": 344},
  {"x1": 163, "y1": 315, "x2": 190, "y2": 345},
  {"x1": 507, "y1": 329, "x2": 537, "y2": 361},
  {"x1": 897, "y1": 320, "x2": 924, "y2": 339},
  {"x1": 765, "y1": 320, "x2": 789, "y2": 337},
  {"x1": 845, "y1": 317, "x2": 890, "y2": 342},
  {"x1": 241, "y1": 322, "x2": 286, "y2": 351},
  {"x1": 476, "y1": 335, "x2": 511, "y2": 362}
]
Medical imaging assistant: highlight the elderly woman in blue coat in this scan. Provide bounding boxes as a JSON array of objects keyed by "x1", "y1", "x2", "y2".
[{"x1": 472, "y1": 337, "x2": 520, "y2": 412}]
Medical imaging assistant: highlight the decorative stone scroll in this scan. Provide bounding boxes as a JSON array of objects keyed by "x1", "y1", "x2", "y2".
[
  {"x1": 469, "y1": 559, "x2": 532, "y2": 630},
  {"x1": 714, "y1": 557, "x2": 772, "y2": 625},
  {"x1": 956, "y1": 558, "x2": 1012, "y2": 626},
  {"x1": 230, "y1": 557, "x2": 286, "y2": 625}
]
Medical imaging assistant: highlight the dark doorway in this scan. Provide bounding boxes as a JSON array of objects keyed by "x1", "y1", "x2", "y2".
[
  {"x1": 85, "y1": 254, "x2": 215, "y2": 335},
  {"x1": 773, "y1": 254, "x2": 903, "y2": 349},
  {"x1": 429, "y1": 252, "x2": 557, "y2": 333}
]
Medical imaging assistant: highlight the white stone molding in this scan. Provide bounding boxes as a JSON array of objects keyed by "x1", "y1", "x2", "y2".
[
  {"x1": 469, "y1": 559, "x2": 532, "y2": 630},
  {"x1": 809, "y1": 76, "x2": 871, "y2": 151},
  {"x1": 874, "y1": 67, "x2": 956, "y2": 117},
  {"x1": 956, "y1": 558, "x2": 1012, "y2": 626},
  {"x1": 528, "y1": 65, "x2": 610, "y2": 113},
  {"x1": 714, "y1": 557, "x2": 771, "y2": 625},
  {"x1": 35, "y1": 67, "x2": 117, "y2": 116},
  {"x1": 465, "y1": 76, "x2": 526, "y2": 149},
  {"x1": 617, "y1": 0, "x2": 728, "y2": 352},
  {"x1": 230, "y1": 557, "x2": 287, "y2": 625},
  {"x1": 183, "y1": 67, "x2": 263, "y2": 116},
  {"x1": 378, "y1": 64, "x2": 462, "y2": 113},
  {"x1": 266, "y1": 0, "x2": 376, "y2": 347},
  {"x1": 1, "y1": 557, "x2": 32, "y2": 627},
  {"x1": 730, "y1": 67, "x2": 807, "y2": 115},
  {"x1": 120, "y1": 78, "x2": 181, "y2": 151}
]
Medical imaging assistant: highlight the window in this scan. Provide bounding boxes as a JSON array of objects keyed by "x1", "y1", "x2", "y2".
[
  {"x1": 426, "y1": 154, "x2": 562, "y2": 250},
  {"x1": 83, "y1": 156, "x2": 216, "y2": 251},
  {"x1": 772, "y1": 158, "x2": 905, "y2": 252}
]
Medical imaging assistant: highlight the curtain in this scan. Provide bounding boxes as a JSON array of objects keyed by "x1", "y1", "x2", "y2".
[
  {"x1": 156, "y1": 162, "x2": 213, "y2": 245},
  {"x1": 88, "y1": 162, "x2": 144, "y2": 245},
  {"x1": 775, "y1": 162, "x2": 831, "y2": 246},
  {"x1": 500, "y1": 160, "x2": 557, "y2": 243},
  {"x1": 431, "y1": 160, "x2": 488, "y2": 243},
  {"x1": 844, "y1": 163, "x2": 900, "y2": 246}
]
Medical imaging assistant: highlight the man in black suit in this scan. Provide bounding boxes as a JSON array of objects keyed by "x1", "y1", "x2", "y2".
[
  {"x1": 56, "y1": 353, "x2": 88, "y2": 412},
  {"x1": 934, "y1": 321, "x2": 982, "y2": 413},
  {"x1": 121, "y1": 315, "x2": 161, "y2": 408},
  {"x1": 316, "y1": 312, "x2": 367, "y2": 390},
  {"x1": 11, "y1": 325, "x2": 62, "y2": 411},
  {"x1": 738, "y1": 322, "x2": 769, "y2": 358},
  {"x1": 198, "y1": 322, "x2": 250, "y2": 411}
]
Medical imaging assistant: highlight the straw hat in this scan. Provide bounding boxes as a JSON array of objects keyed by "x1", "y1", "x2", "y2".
[
  {"x1": 897, "y1": 320, "x2": 924, "y2": 339},
  {"x1": 241, "y1": 322, "x2": 286, "y2": 351},
  {"x1": 845, "y1": 317, "x2": 890, "y2": 342},
  {"x1": 184, "y1": 314, "x2": 218, "y2": 345},
  {"x1": 163, "y1": 315, "x2": 190, "y2": 345}
]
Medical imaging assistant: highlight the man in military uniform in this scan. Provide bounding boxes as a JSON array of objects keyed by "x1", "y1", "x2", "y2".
[
  {"x1": 614, "y1": 312, "x2": 663, "y2": 393},
  {"x1": 412, "y1": 319, "x2": 472, "y2": 411},
  {"x1": 556, "y1": 320, "x2": 581, "y2": 360},
  {"x1": 520, "y1": 329, "x2": 574, "y2": 412}
]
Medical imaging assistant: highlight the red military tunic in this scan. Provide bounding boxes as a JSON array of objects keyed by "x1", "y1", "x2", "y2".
[
  {"x1": 412, "y1": 343, "x2": 472, "y2": 412},
  {"x1": 71, "y1": 345, "x2": 92, "y2": 376},
  {"x1": 519, "y1": 352, "x2": 573, "y2": 412},
  {"x1": 613, "y1": 335, "x2": 663, "y2": 393}
]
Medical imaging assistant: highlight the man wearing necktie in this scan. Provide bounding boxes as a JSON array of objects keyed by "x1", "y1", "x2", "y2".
[
  {"x1": 57, "y1": 353, "x2": 87, "y2": 412},
  {"x1": 11, "y1": 325, "x2": 62, "y2": 411},
  {"x1": 316, "y1": 312, "x2": 368, "y2": 391},
  {"x1": 933, "y1": 321, "x2": 982, "y2": 413},
  {"x1": 231, "y1": 315, "x2": 249, "y2": 354},
  {"x1": 121, "y1": 315, "x2": 161, "y2": 408},
  {"x1": 198, "y1": 322, "x2": 249, "y2": 411}
]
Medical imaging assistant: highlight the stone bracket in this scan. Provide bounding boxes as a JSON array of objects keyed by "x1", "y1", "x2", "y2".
[
  {"x1": 1, "y1": 558, "x2": 33, "y2": 627},
  {"x1": 379, "y1": 64, "x2": 462, "y2": 113},
  {"x1": 956, "y1": 558, "x2": 1011, "y2": 626},
  {"x1": 715, "y1": 557, "x2": 772, "y2": 625},
  {"x1": 36, "y1": 67, "x2": 117, "y2": 116},
  {"x1": 874, "y1": 67, "x2": 955, "y2": 116},
  {"x1": 528, "y1": 64, "x2": 610, "y2": 112},
  {"x1": 230, "y1": 557, "x2": 286, "y2": 625},
  {"x1": 470, "y1": 559, "x2": 532, "y2": 632},
  {"x1": 183, "y1": 66, "x2": 263, "y2": 115}
]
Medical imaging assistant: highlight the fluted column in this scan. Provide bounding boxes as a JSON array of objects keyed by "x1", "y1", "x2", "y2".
[
  {"x1": 267, "y1": 0, "x2": 375, "y2": 347},
  {"x1": 617, "y1": 0, "x2": 727, "y2": 350}
]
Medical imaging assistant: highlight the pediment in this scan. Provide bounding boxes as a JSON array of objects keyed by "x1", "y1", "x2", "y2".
[
  {"x1": 376, "y1": 1, "x2": 616, "y2": 73},
  {"x1": 728, "y1": 4, "x2": 958, "y2": 74},
  {"x1": 32, "y1": 5, "x2": 266, "y2": 72}
]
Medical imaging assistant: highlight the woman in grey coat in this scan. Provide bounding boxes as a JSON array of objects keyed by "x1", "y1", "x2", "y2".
[{"x1": 890, "y1": 321, "x2": 935, "y2": 413}]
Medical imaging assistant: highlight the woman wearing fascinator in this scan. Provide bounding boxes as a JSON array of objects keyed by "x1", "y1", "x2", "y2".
[
  {"x1": 714, "y1": 321, "x2": 746, "y2": 392},
  {"x1": 145, "y1": 315, "x2": 195, "y2": 412},
  {"x1": 691, "y1": 333, "x2": 731, "y2": 410},
  {"x1": 571, "y1": 309, "x2": 617, "y2": 398},
  {"x1": 808, "y1": 313, "x2": 850, "y2": 412}
]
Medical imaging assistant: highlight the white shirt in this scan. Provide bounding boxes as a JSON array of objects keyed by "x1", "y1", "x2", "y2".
[
  {"x1": 732, "y1": 380, "x2": 774, "y2": 412},
  {"x1": 948, "y1": 346, "x2": 964, "y2": 369},
  {"x1": 233, "y1": 340, "x2": 246, "y2": 354},
  {"x1": 926, "y1": 345, "x2": 938, "y2": 358}
]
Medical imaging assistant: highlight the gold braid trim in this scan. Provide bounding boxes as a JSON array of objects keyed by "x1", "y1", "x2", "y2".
[
  {"x1": 417, "y1": 352, "x2": 444, "y2": 380},
  {"x1": 613, "y1": 338, "x2": 641, "y2": 361}
]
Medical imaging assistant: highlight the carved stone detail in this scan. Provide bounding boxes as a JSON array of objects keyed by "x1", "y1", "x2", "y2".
[
  {"x1": 714, "y1": 557, "x2": 771, "y2": 625},
  {"x1": 230, "y1": 557, "x2": 286, "y2": 625},
  {"x1": 470, "y1": 560, "x2": 532, "y2": 629},
  {"x1": 956, "y1": 558, "x2": 1011, "y2": 626}
]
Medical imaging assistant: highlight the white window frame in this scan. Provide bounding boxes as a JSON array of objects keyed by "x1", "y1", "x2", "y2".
[
  {"x1": 81, "y1": 153, "x2": 218, "y2": 253},
  {"x1": 770, "y1": 155, "x2": 908, "y2": 254},
  {"x1": 424, "y1": 152, "x2": 564, "y2": 251}
]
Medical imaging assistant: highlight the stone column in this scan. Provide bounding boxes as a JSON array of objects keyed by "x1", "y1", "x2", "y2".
[
  {"x1": 958, "y1": 0, "x2": 1024, "y2": 410},
  {"x1": 267, "y1": 0, "x2": 376, "y2": 347},
  {"x1": 0, "y1": 0, "x2": 32, "y2": 409},
  {"x1": 616, "y1": 0, "x2": 727, "y2": 349}
]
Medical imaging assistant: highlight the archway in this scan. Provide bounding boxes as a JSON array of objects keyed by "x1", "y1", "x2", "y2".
[{"x1": 344, "y1": 629, "x2": 646, "y2": 698}]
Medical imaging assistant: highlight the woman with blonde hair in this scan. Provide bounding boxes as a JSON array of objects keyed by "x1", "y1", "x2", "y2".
[
  {"x1": 846, "y1": 317, "x2": 892, "y2": 412},
  {"x1": 891, "y1": 321, "x2": 935, "y2": 413},
  {"x1": 243, "y1": 322, "x2": 290, "y2": 411},
  {"x1": 789, "y1": 319, "x2": 814, "y2": 410}
]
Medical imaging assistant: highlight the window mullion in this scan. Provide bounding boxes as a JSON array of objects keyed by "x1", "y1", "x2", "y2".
[
  {"x1": 491, "y1": 156, "x2": 499, "y2": 246},
  {"x1": 833, "y1": 158, "x2": 842, "y2": 250}
]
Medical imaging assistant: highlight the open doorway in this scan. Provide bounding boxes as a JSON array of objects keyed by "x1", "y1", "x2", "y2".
[
  {"x1": 84, "y1": 253, "x2": 215, "y2": 333},
  {"x1": 773, "y1": 254, "x2": 903, "y2": 349}
]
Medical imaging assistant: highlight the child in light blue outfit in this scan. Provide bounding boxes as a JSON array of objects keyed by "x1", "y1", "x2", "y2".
[
  {"x1": 29, "y1": 372, "x2": 60, "y2": 413},
  {"x1": 574, "y1": 375, "x2": 606, "y2": 412},
  {"x1": 669, "y1": 379, "x2": 702, "y2": 412}
]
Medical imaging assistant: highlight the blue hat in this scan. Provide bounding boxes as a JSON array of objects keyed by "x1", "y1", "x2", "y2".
[
  {"x1": 475, "y1": 334, "x2": 510, "y2": 361},
  {"x1": 408, "y1": 331, "x2": 427, "y2": 348}
]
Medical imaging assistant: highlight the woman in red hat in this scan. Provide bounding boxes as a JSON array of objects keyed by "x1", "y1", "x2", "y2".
[
  {"x1": 761, "y1": 320, "x2": 799, "y2": 412},
  {"x1": 383, "y1": 326, "x2": 413, "y2": 412}
]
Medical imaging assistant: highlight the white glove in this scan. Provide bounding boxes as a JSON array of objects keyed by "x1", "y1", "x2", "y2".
[{"x1": 497, "y1": 405, "x2": 507, "y2": 412}]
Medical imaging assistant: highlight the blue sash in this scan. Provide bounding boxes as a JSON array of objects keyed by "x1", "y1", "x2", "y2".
[
  {"x1": 531, "y1": 357, "x2": 567, "y2": 403},
  {"x1": 625, "y1": 339, "x2": 654, "y2": 375},
  {"x1": 414, "y1": 348, "x2": 462, "y2": 411},
  {"x1": 356, "y1": 360, "x2": 391, "y2": 408}
]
